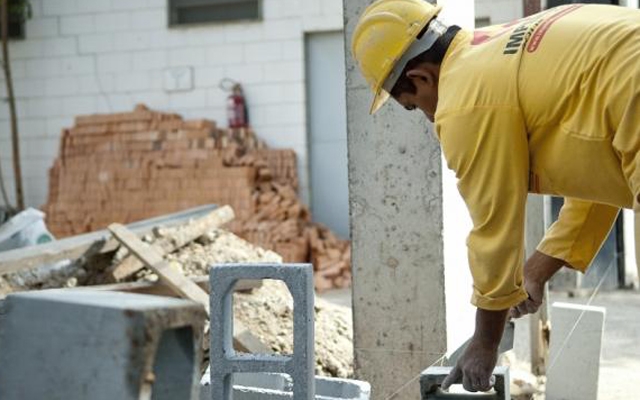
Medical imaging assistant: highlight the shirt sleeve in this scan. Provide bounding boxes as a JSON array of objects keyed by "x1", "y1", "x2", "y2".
[
  {"x1": 437, "y1": 107, "x2": 529, "y2": 311},
  {"x1": 537, "y1": 198, "x2": 619, "y2": 272}
]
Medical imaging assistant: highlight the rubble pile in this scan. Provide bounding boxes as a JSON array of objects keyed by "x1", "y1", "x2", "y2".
[
  {"x1": 0, "y1": 226, "x2": 354, "y2": 379},
  {"x1": 43, "y1": 105, "x2": 351, "y2": 291}
]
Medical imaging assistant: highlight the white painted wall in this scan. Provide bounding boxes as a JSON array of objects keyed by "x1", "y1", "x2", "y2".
[
  {"x1": 0, "y1": 0, "x2": 344, "y2": 209},
  {"x1": 475, "y1": 0, "x2": 523, "y2": 25}
]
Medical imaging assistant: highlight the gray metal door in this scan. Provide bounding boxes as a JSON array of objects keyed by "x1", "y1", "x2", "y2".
[{"x1": 305, "y1": 32, "x2": 349, "y2": 239}]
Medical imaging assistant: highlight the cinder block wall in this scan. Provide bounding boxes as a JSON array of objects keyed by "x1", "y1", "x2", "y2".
[{"x1": 0, "y1": 0, "x2": 344, "y2": 209}]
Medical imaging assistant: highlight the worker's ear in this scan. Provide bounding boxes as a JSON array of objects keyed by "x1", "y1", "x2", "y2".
[{"x1": 406, "y1": 65, "x2": 437, "y2": 90}]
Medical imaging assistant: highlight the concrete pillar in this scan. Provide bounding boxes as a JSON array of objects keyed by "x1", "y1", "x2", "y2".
[
  {"x1": 343, "y1": 3, "x2": 447, "y2": 399},
  {"x1": 344, "y1": 0, "x2": 477, "y2": 397}
]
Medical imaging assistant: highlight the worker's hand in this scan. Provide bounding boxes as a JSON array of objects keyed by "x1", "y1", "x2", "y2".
[
  {"x1": 510, "y1": 251, "x2": 565, "y2": 319},
  {"x1": 442, "y1": 339, "x2": 498, "y2": 392},
  {"x1": 442, "y1": 308, "x2": 508, "y2": 393}
]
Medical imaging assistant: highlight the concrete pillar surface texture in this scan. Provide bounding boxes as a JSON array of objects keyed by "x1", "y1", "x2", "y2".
[
  {"x1": 0, "y1": 289, "x2": 206, "y2": 400},
  {"x1": 209, "y1": 263, "x2": 315, "y2": 400},
  {"x1": 344, "y1": 1, "x2": 447, "y2": 399}
]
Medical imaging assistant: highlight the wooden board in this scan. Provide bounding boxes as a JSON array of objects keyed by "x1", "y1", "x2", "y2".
[
  {"x1": 0, "y1": 204, "x2": 218, "y2": 276},
  {"x1": 68, "y1": 277, "x2": 262, "y2": 297},
  {"x1": 109, "y1": 223, "x2": 210, "y2": 311},
  {"x1": 108, "y1": 223, "x2": 269, "y2": 354},
  {"x1": 108, "y1": 205, "x2": 235, "y2": 281}
]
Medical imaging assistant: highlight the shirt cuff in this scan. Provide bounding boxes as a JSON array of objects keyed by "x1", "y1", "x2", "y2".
[
  {"x1": 471, "y1": 287, "x2": 529, "y2": 310},
  {"x1": 537, "y1": 241, "x2": 587, "y2": 272}
]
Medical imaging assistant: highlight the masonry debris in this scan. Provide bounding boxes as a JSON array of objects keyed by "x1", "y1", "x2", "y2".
[
  {"x1": 42, "y1": 104, "x2": 351, "y2": 292},
  {"x1": 0, "y1": 204, "x2": 354, "y2": 378}
]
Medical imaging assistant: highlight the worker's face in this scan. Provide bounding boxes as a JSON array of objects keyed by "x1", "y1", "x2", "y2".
[{"x1": 394, "y1": 65, "x2": 439, "y2": 122}]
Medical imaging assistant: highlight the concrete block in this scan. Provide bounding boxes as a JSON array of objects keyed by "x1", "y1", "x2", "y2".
[
  {"x1": 206, "y1": 45, "x2": 244, "y2": 66},
  {"x1": 209, "y1": 263, "x2": 315, "y2": 400},
  {"x1": 25, "y1": 18, "x2": 59, "y2": 38},
  {"x1": 27, "y1": 98, "x2": 64, "y2": 118},
  {"x1": 546, "y1": 302, "x2": 606, "y2": 400},
  {"x1": 60, "y1": 15, "x2": 95, "y2": 35},
  {"x1": 78, "y1": 34, "x2": 115, "y2": 54},
  {"x1": 200, "y1": 370, "x2": 371, "y2": 400},
  {"x1": 420, "y1": 366, "x2": 510, "y2": 400},
  {"x1": 115, "y1": 72, "x2": 152, "y2": 92},
  {"x1": 113, "y1": 31, "x2": 153, "y2": 52},
  {"x1": 0, "y1": 290, "x2": 206, "y2": 400},
  {"x1": 76, "y1": 0, "x2": 112, "y2": 13},
  {"x1": 26, "y1": 58, "x2": 63, "y2": 78},
  {"x1": 111, "y1": 0, "x2": 149, "y2": 11},
  {"x1": 61, "y1": 56, "x2": 96, "y2": 76},
  {"x1": 264, "y1": 61, "x2": 303, "y2": 83},
  {"x1": 129, "y1": 9, "x2": 166, "y2": 31},
  {"x1": 10, "y1": 40, "x2": 45, "y2": 59},
  {"x1": 224, "y1": 64, "x2": 265, "y2": 85},
  {"x1": 169, "y1": 90, "x2": 207, "y2": 109},
  {"x1": 168, "y1": 47, "x2": 207, "y2": 67},
  {"x1": 244, "y1": 42, "x2": 284, "y2": 63},
  {"x1": 97, "y1": 53, "x2": 133, "y2": 74},
  {"x1": 42, "y1": 0, "x2": 76, "y2": 16},
  {"x1": 62, "y1": 96, "x2": 99, "y2": 117},
  {"x1": 133, "y1": 50, "x2": 168, "y2": 71},
  {"x1": 95, "y1": 12, "x2": 132, "y2": 33},
  {"x1": 262, "y1": 20, "x2": 302, "y2": 41},
  {"x1": 42, "y1": 37, "x2": 77, "y2": 57},
  {"x1": 44, "y1": 77, "x2": 81, "y2": 97}
]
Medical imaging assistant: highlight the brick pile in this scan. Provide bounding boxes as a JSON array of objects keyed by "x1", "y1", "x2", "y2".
[{"x1": 44, "y1": 105, "x2": 351, "y2": 291}]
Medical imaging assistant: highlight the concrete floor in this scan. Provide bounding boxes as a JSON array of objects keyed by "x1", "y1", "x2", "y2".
[{"x1": 319, "y1": 288, "x2": 640, "y2": 400}]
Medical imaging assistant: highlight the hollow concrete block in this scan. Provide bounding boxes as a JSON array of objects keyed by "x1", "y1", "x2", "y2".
[
  {"x1": 420, "y1": 366, "x2": 510, "y2": 400},
  {"x1": 200, "y1": 370, "x2": 371, "y2": 400},
  {"x1": 0, "y1": 290, "x2": 206, "y2": 400},
  {"x1": 209, "y1": 263, "x2": 315, "y2": 400}
]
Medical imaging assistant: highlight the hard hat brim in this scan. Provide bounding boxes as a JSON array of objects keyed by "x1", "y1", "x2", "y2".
[{"x1": 370, "y1": 88, "x2": 390, "y2": 114}]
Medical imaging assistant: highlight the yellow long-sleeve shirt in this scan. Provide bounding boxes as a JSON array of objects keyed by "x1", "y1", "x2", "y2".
[{"x1": 434, "y1": 4, "x2": 639, "y2": 310}]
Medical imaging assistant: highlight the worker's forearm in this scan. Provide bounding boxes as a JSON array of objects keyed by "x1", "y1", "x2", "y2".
[
  {"x1": 525, "y1": 250, "x2": 566, "y2": 283},
  {"x1": 472, "y1": 307, "x2": 509, "y2": 350}
]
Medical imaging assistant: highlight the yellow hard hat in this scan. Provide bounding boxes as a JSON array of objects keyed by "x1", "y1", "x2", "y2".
[{"x1": 351, "y1": 0, "x2": 443, "y2": 114}]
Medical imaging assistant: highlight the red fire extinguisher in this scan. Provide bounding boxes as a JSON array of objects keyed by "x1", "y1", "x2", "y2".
[{"x1": 220, "y1": 79, "x2": 249, "y2": 128}]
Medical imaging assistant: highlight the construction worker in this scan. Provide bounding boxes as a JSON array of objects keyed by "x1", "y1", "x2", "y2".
[{"x1": 351, "y1": 0, "x2": 639, "y2": 393}]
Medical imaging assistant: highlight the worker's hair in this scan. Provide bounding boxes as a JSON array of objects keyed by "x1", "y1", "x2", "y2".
[{"x1": 390, "y1": 24, "x2": 461, "y2": 98}]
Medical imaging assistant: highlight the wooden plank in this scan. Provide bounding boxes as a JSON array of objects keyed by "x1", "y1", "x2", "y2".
[
  {"x1": 108, "y1": 223, "x2": 268, "y2": 354},
  {"x1": 68, "y1": 277, "x2": 262, "y2": 297},
  {"x1": 525, "y1": 195, "x2": 550, "y2": 376},
  {"x1": 109, "y1": 205, "x2": 235, "y2": 281},
  {"x1": 0, "y1": 204, "x2": 218, "y2": 276},
  {"x1": 108, "y1": 223, "x2": 210, "y2": 311}
]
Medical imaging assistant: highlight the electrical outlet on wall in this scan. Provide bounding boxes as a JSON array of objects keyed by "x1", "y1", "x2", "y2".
[{"x1": 163, "y1": 66, "x2": 194, "y2": 92}]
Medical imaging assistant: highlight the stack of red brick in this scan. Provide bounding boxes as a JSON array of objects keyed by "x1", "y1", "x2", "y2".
[{"x1": 44, "y1": 105, "x2": 351, "y2": 291}]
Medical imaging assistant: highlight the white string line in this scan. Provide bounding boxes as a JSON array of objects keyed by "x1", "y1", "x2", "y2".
[
  {"x1": 366, "y1": 254, "x2": 617, "y2": 399},
  {"x1": 545, "y1": 256, "x2": 617, "y2": 374},
  {"x1": 382, "y1": 354, "x2": 448, "y2": 400},
  {"x1": 354, "y1": 348, "x2": 446, "y2": 355}
]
